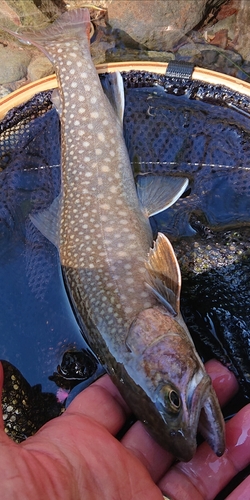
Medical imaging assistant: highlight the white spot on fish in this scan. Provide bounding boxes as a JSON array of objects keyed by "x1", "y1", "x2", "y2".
[
  {"x1": 78, "y1": 95, "x2": 85, "y2": 102},
  {"x1": 101, "y1": 165, "x2": 110, "y2": 173},
  {"x1": 117, "y1": 251, "x2": 127, "y2": 257},
  {"x1": 90, "y1": 96, "x2": 97, "y2": 104},
  {"x1": 95, "y1": 149, "x2": 102, "y2": 155},
  {"x1": 84, "y1": 84, "x2": 91, "y2": 91},
  {"x1": 79, "y1": 108, "x2": 85, "y2": 114},
  {"x1": 88, "y1": 123, "x2": 94, "y2": 130},
  {"x1": 70, "y1": 69, "x2": 75, "y2": 75},
  {"x1": 97, "y1": 132, "x2": 105, "y2": 142},
  {"x1": 90, "y1": 111, "x2": 99, "y2": 119},
  {"x1": 71, "y1": 82, "x2": 77, "y2": 88},
  {"x1": 78, "y1": 130, "x2": 84, "y2": 136},
  {"x1": 83, "y1": 141, "x2": 90, "y2": 147},
  {"x1": 81, "y1": 72, "x2": 88, "y2": 79}
]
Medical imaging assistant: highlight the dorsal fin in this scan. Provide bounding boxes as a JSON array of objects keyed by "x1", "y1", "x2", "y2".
[
  {"x1": 145, "y1": 232, "x2": 181, "y2": 315},
  {"x1": 136, "y1": 175, "x2": 188, "y2": 217}
]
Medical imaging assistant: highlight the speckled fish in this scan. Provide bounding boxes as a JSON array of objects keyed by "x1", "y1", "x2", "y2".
[{"x1": 6, "y1": 9, "x2": 225, "y2": 461}]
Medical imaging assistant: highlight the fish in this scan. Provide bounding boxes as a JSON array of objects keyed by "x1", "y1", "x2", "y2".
[
  {"x1": 123, "y1": 86, "x2": 250, "y2": 237},
  {"x1": 5, "y1": 8, "x2": 225, "y2": 461}
]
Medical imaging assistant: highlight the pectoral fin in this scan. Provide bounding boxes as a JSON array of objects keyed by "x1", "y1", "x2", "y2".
[
  {"x1": 145, "y1": 232, "x2": 181, "y2": 315},
  {"x1": 30, "y1": 194, "x2": 61, "y2": 248},
  {"x1": 136, "y1": 175, "x2": 188, "y2": 217}
]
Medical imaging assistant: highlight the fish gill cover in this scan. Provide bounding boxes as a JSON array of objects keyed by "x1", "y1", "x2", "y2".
[{"x1": 0, "y1": 70, "x2": 249, "y2": 443}]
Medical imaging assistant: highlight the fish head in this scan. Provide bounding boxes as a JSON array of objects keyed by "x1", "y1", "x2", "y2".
[{"x1": 126, "y1": 306, "x2": 225, "y2": 462}]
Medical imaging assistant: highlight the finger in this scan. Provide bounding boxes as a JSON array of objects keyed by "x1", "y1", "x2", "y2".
[
  {"x1": 121, "y1": 420, "x2": 174, "y2": 483},
  {"x1": 226, "y1": 474, "x2": 250, "y2": 500},
  {"x1": 66, "y1": 374, "x2": 131, "y2": 436},
  {"x1": 159, "y1": 404, "x2": 250, "y2": 500},
  {"x1": 205, "y1": 359, "x2": 239, "y2": 406}
]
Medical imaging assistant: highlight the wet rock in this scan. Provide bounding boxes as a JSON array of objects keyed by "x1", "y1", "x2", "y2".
[
  {"x1": 0, "y1": 45, "x2": 31, "y2": 84},
  {"x1": 27, "y1": 56, "x2": 54, "y2": 81},
  {"x1": 236, "y1": 61, "x2": 250, "y2": 82},
  {"x1": 107, "y1": 0, "x2": 212, "y2": 51},
  {"x1": 235, "y1": 0, "x2": 250, "y2": 61},
  {"x1": 31, "y1": 0, "x2": 67, "y2": 20},
  {"x1": 1, "y1": 0, "x2": 49, "y2": 28},
  {"x1": 0, "y1": 85, "x2": 11, "y2": 98},
  {"x1": 204, "y1": 13, "x2": 237, "y2": 44},
  {"x1": 216, "y1": 0, "x2": 238, "y2": 21},
  {"x1": 146, "y1": 51, "x2": 175, "y2": 63},
  {"x1": 209, "y1": 28, "x2": 229, "y2": 50}
]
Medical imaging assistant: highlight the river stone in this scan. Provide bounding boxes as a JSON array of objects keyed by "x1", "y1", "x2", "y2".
[
  {"x1": 3, "y1": 0, "x2": 49, "y2": 27},
  {"x1": 27, "y1": 56, "x2": 54, "y2": 81},
  {"x1": 0, "y1": 46, "x2": 31, "y2": 84},
  {"x1": 107, "y1": 0, "x2": 220, "y2": 51},
  {"x1": 234, "y1": 0, "x2": 250, "y2": 61}
]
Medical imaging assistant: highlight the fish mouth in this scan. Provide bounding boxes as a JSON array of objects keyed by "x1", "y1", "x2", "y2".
[
  {"x1": 188, "y1": 373, "x2": 225, "y2": 458},
  {"x1": 158, "y1": 373, "x2": 225, "y2": 462}
]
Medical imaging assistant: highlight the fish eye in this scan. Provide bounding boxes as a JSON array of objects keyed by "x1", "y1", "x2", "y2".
[
  {"x1": 168, "y1": 389, "x2": 181, "y2": 410},
  {"x1": 162, "y1": 385, "x2": 181, "y2": 414}
]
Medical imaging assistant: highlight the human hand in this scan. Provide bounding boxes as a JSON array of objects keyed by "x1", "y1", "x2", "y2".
[{"x1": 0, "y1": 360, "x2": 249, "y2": 500}]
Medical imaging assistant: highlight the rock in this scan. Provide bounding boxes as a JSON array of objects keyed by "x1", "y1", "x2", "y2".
[
  {"x1": 209, "y1": 29, "x2": 229, "y2": 50},
  {"x1": 0, "y1": 46, "x2": 31, "y2": 84},
  {"x1": 107, "y1": 0, "x2": 212, "y2": 51},
  {"x1": 27, "y1": 56, "x2": 54, "y2": 81},
  {"x1": 202, "y1": 13, "x2": 237, "y2": 47},
  {"x1": 236, "y1": 61, "x2": 250, "y2": 82},
  {"x1": 146, "y1": 51, "x2": 175, "y2": 63},
  {"x1": 2, "y1": 0, "x2": 49, "y2": 28},
  {"x1": 30, "y1": 0, "x2": 67, "y2": 20},
  {"x1": 235, "y1": 0, "x2": 250, "y2": 61}
]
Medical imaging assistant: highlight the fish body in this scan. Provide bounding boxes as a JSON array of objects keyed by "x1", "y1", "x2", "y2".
[{"x1": 7, "y1": 9, "x2": 225, "y2": 461}]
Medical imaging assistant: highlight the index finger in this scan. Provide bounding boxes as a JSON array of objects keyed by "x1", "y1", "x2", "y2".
[
  {"x1": 66, "y1": 374, "x2": 131, "y2": 436},
  {"x1": 159, "y1": 404, "x2": 250, "y2": 500}
]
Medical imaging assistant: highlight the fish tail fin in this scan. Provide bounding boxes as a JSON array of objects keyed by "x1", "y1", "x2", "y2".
[{"x1": 2, "y1": 8, "x2": 91, "y2": 56}]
